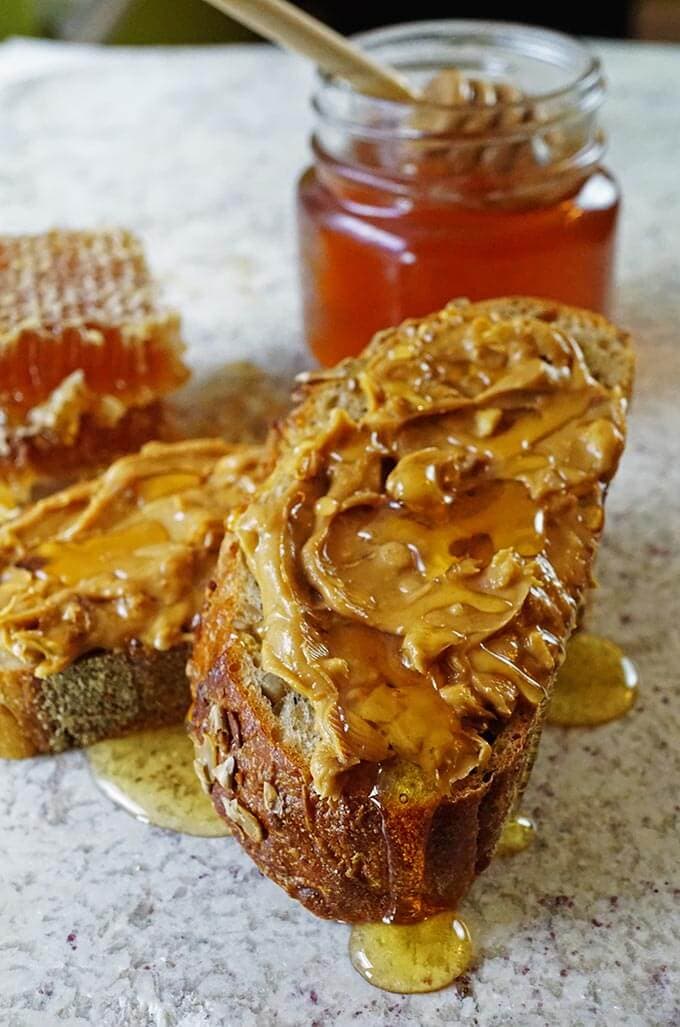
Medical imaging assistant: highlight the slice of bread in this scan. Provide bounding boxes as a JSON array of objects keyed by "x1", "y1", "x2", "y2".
[
  {"x1": 0, "y1": 646, "x2": 190, "y2": 759},
  {"x1": 0, "y1": 438, "x2": 262, "y2": 759},
  {"x1": 189, "y1": 298, "x2": 634, "y2": 923}
]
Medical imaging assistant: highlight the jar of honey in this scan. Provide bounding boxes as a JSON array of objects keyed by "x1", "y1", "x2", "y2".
[{"x1": 297, "y1": 21, "x2": 620, "y2": 365}]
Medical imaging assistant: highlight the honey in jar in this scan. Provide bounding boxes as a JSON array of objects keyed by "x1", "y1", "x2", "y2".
[{"x1": 298, "y1": 22, "x2": 620, "y2": 365}]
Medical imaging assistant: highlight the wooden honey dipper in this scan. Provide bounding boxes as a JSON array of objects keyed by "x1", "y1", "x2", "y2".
[
  {"x1": 411, "y1": 68, "x2": 546, "y2": 177},
  {"x1": 200, "y1": 0, "x2": 571, "y2": 182}
]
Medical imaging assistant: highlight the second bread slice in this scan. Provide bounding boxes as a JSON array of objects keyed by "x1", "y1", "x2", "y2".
[{"x1": 0, "y1": 438, "x2": 262, "y2": 758}]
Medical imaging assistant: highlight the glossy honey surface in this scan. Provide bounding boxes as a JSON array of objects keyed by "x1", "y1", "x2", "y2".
[
  {"x1": 349, "y1": 913, "x2": 473, "y2": 993},
  {"x1": 298, "y1": 167, "x2": 619, "y2": 366},
  {"x1": 87, "y1": 725, "x2": 230, "y2": 836},
  {"x1": 548, "y1": 632, "x2": 639, "y2": 727},
  {"x1": 238, "y1": 302, "x2": 627, "y2": 799},
  {"x1": 496, "y1": 814, "x2": 537, "y2": 857},
  {"x1": 37, "y1": 520, "x2": 170, "y2": 586}
]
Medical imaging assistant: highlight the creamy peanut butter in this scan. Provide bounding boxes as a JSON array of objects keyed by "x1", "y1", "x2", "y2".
[
  {"x1": 0, "y1": 439, "x2": 261, "y2": 677},
  {"x1": 238, "y1": 307, "x2": 628, "y2": 796}
]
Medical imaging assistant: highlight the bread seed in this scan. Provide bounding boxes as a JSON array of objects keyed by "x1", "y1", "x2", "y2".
[
  {"x1": 226, "y1": 711, "x2": 241, "y2": 747},
  {"x1": 193, "y1": 759, "x2": 211, "y2": 794},
  {"x1": 345, "y1": 852, "x2": 363, "y2": 879},
  {"x1": 213, "y1": 755, "x2": 235, "y2": 790},
  {"x1": 222, "y1": 798, "x2": 263, "y2": 842},
  {"x1": 261, "y1": 673, "x2": 286, "y2": 704},
  {"x1": 474, "y1": 407, "x2": 502, "y2": 438},
  {"x1": 527, "y1": 629, "x2": 555, "y2": 669},
  {"x1": 195, "y1": 735, "x2": 217, "y2": 774},
  {"x1": 208, "y1": 703, "x2": 224, "y2": 736},
  {"x1": 263, "y1": 781, "x2": 283, "y2": 815}
]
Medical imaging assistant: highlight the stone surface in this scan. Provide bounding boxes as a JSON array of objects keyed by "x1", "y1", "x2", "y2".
[{"x1": 0, "y1": 38, "x2": 678, "y2": 1027}]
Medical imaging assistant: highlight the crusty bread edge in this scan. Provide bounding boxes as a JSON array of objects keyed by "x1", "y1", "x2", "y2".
[{"x1": 0, "y1": 645, "x2": 190, "y2": 759}]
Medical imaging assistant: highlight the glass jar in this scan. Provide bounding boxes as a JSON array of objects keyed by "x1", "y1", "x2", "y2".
[{"x1": 297, "y1": 21, "x2": 620, "y2": 366}]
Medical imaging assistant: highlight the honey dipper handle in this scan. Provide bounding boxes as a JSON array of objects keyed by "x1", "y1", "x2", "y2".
[{"x1": 201, "y1": 0, "x2": 416, "y2": 102}]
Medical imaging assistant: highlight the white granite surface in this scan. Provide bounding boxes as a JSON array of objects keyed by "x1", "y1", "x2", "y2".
[{"x1": 1, "y1": 37, "x2": 679, "y2": 1027}]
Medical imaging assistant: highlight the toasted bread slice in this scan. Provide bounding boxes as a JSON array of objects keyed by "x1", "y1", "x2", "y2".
[
  {"x1": 0, "y1": 646, "x2": 190, "y2": 759},
  {"x1": 189, "y1": 298, "x2": 634, "y2": 923},
  {"x1": 0, "y1": 439, "x2": 262, "y2": 758}
]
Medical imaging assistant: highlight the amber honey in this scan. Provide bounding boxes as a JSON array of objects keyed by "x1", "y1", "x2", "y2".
[
  {"x1": 496, "y1": 814, "x2": 537, "y2": 857},
  {"x1": 0, "y1": 331, "x2": 185, "y2": 419},
  {"x1": 299, "y1": 167, "x2": 618, "y2": 366},
  {"x1": 349, "y1": 913, "x2": 473, "y2": 993},
  {"x1": 36, "y1": 520, "x2": 170, "y2": 586},
  {"x1": 87, "y1": 725, "x2": 230, "y2": 836},
  {"x1": 0, "y1": 484, "x2": 20, "y2": 519},
  {"x1": 548, "y1": 632, "x2": 639, "y2": 727},
  {"x1": 298, "y1": 22, "x2": 619, "y2": 365}
]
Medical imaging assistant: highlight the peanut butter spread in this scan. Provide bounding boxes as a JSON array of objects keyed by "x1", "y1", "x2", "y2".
[
  {"x1": 237, "y1": 307, "x2": 628, "y2": 796},
  {"x1": 0, "y1": 439, "x2": 261, "y2": 677}
]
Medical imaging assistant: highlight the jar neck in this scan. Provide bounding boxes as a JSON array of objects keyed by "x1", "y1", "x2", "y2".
[
  {"x1": 312, "y1": 130, "x2": 606, "y2": 211},
  {"x1": 310, "y1": 21, "x2": 608, "y2": 209}
]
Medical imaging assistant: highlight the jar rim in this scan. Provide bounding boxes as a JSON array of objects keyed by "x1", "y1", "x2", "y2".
[
  {"x1": 310, "y1": 20, "x2": 608, "y2": 204},
  {"x1": 315, "y1": 19, "x2": 604, "y2": 116}
]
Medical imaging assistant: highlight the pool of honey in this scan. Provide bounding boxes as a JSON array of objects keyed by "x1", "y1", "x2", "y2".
[
  {"x1": 0, "y1": 329, "x2": 183, "y2": 419},
  {"x1": 84, "y1": 632, "x2": 635, "y2": 997},
  {"x1": 349, "y1": 912, "x2": 473, "y2": 993},
  {"x1": 298, "y1": 167, "x2": 619, "y2": 366},
  {"x1": 548, "y1": 632, "x2": 639, "y2": 727},
  {"x1": 87, "y1": 724, "x2": 229, "y2": 837},
  {"x1": 496, "y1": 814, "x2": 537, "y2": 857}
]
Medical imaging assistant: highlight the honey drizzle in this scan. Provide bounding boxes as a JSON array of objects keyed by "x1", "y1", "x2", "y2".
[
  {"x1": 349, "y1": 913, "x2": 473, "y2": 993},
  {"x1": 36, "y1": 519, "x2": 170, "y2": 585},
  {"x1": 368, "y1": 763, "x2": 436, "y2": 923},
  {"x1": 241, "y1": 307, "x2": 628, "y2": 797},
  {"x1": 87, "y1": 725, "x2": 230, "y2": 837},
  {"x1": 0, "y1": 440, "x2": 262, "y2": 678},
  {"x1": 548, "y1": 632, "x2": 639, "y2": 727}
]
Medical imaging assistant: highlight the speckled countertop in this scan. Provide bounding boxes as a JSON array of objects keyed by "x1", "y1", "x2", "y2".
[{"x1": 0, "y1": 37, "x2": 679, "y2": 1027}]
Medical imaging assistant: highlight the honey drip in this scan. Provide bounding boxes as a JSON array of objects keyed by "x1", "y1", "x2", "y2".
[
  {"x1": 548, "y1": 632, "x2": 639, "y2": 727},
  {"x1": 349, "y1": 913, "x2": 473, "y2": 993},
  {"x1": 496, "y1": 814, "x2": 536, "y2": 857},
  {"x1": 87, "y1": 725, "x2": 230, "y2": 836}
]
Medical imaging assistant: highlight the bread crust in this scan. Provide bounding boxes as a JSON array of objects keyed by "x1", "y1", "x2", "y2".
[
  {"x1": 189, "y1": 298, "x2": 634, "y2": 923},
  {"x1": 0, "y1": 645, "x2": 190, "y2": 759}
]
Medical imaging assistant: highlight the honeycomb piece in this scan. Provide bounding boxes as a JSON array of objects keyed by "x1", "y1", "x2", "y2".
[
  {"x1": 0, "y1": 401, "x2": 172, "y2": 505},
  {"x1": 0, "y1": 228, "x2": 189, "y2": 425}
]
